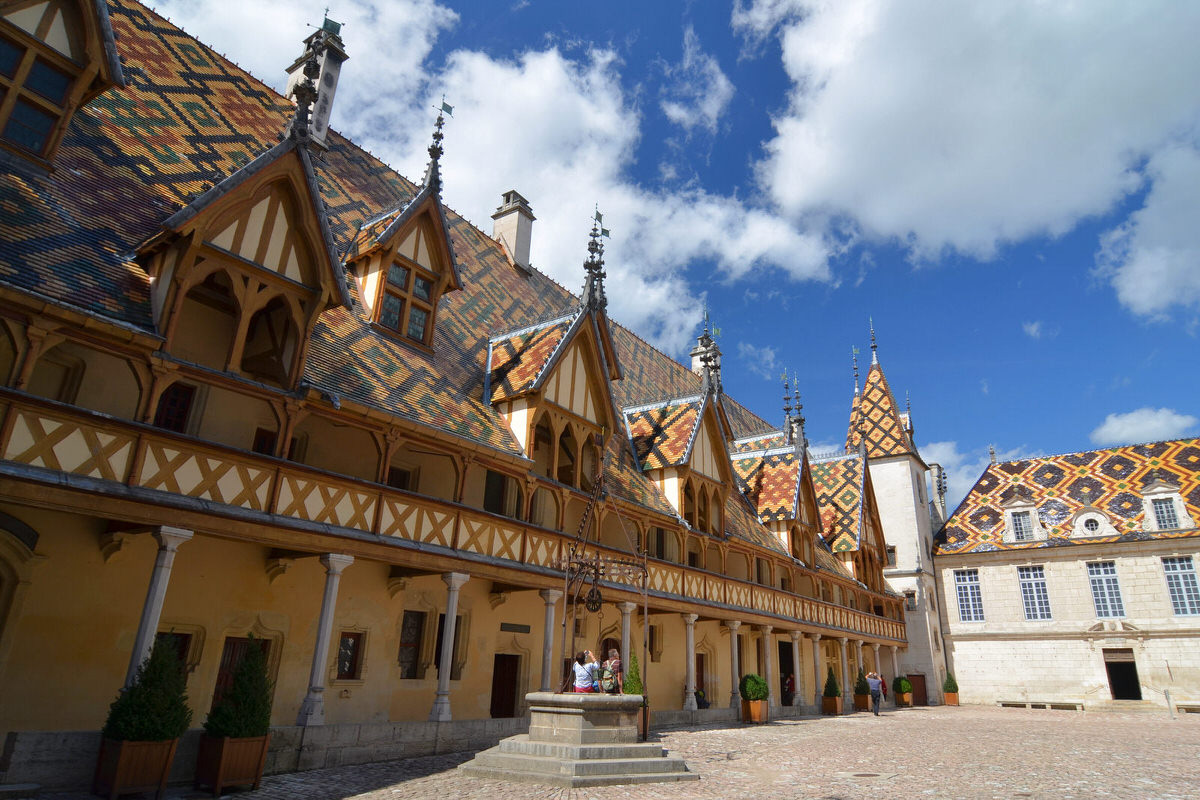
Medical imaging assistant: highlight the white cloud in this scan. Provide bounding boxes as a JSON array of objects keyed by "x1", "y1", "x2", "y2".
[
  {"x1": 736, "y1": 0, "x2": 1200, "y2": 262},
  {"x1": 1089, "y1": 408, "x2": 1199, "y2": 446},
  {"x1": 736, "y1": 342, "x2": 780, "y2": 380},
  {"x1": 922, "y1": 441, "x2": 1040, "y2": 512},
  {"x1": 1096, "y1": 144, "x2": 1200, "y2": 318},
  {"x1": 660, "y1": 27, "x2": 736, "y2": 135},
  {"x1": 1022, "y1": 321, "x2": 1042, "y2": 339},
  {"x1": 150, "y1": 0, "x2": 829, "y2": 356}
]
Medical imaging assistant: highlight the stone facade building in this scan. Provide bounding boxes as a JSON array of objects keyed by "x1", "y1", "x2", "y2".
[
  {"x1": 935, "y1": 439, "x2": 1200, "y2": 710},
  {"x1": 0, "y1": 0, "x2": 907, "y2": 787}
]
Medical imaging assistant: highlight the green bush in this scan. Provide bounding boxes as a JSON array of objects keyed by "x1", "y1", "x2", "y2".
[
  {"x1": 943, "y1": 673, "x2": 959, "y2": 693},
  {"x1": 624, "y1": 651, "x2": 644, "y2": 698},
  {"x1": 102, "y1": 639, "x2": 192, "y2": 741},
  {"x1": 739, "y1": 673, "x2": 768, "y2": 701},
  {"x1": 204, "y1": 635, "x2": 273, "y2": 738},
  {"x1": 854, "y1": 668, "x2": 869, "y2": 695},
  {"x1": 893, "y1": 675, "x2": 913, "y2": 694},
  {"x1": 823, "y1": 666, "x2": 840, "y2": 698}
]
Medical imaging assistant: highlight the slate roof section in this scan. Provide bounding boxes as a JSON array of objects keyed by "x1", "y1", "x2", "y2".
[
  {"x1": 625, "y1": 396, "x2": 704, "y2": 471},
  {"x1": 811, "y1": 452, "x2": 865, "y2": 553},
  {"x1": 846, "y1": 360, "x2": 914, "y2": 458},
  {"x1": 938, "y1": 438, "x2": 1200, "y2": 554}
]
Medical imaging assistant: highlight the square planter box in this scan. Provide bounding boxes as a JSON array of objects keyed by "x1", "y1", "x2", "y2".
[
  {"x1": 822, "y1": 696, "x2": 843, "y2": 715},
  {"x1": 853, "y1": 693, "x2": 871, "y2": 711},
  {"x1": 741, "y1": 699, "x2": 768, "y2": 723},
  {"x1": 195, "y1": 733, "x2": 271, "y2": 796},
  {"x1": 92, "y1": 738, "x2": 178, "y2": 800},
  {"x1": 943, "y1": 692, "x2": 959, "y2": 706}
]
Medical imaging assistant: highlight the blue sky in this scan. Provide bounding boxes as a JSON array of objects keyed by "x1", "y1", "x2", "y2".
[{"x1": 150, "y1": 0, "x2": 1200, "y2": 503}]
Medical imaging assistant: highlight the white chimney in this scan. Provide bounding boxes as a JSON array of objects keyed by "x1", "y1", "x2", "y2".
[
  {"x1": 285, "y1": 18, "x2": 348, "y2": 149},
  {"x1": 491, "y1": 190, "x2": 535, "y2": 271}
]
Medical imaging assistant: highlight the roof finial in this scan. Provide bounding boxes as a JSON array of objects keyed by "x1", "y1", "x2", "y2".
[
  {"x1": 287, "y1": 45, "x2": 322, "y2": 145},
  {"x1": 869, "y1": 317, "x2": 878, "y2": 364},
  {"x1": 792, "y1": 378, "x2": 806, "y2": 450},
  {"x1": 852, "y1": 347, "x2": 860, "y2": 396},
  {"x1": 988, "y1": 444, "x2": 996, "y2": 464},
  {"x1": 580, "y1": 207, "x2": 607, "y2": 313},
  {"x1": 422, "y1": 99, "x2": 451, "y2": 194}
]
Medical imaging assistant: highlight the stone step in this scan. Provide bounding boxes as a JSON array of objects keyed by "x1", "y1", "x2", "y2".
[
  {"x1": 496, "y1": 734, "x2": 667, "y2": 760},
  {"x1": 469, "y1": 747, "x2": 691, "y2": 778},
  {"x1": 458, "y1": 762, "x2": 698, "y2": 788}
]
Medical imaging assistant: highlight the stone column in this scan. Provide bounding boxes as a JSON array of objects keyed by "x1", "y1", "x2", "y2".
[
  {"x1": 810, "y1": 633, "x2": 823, "y2": 706},
  {"x1": 618, "y1": 602, "x2": 637, "y2": 670},
  {"x1": 789, "y1": 631, "x2": 803, "y2": 707},
  {"x1": 838, "y1": 637, "x2": 850, "y2": 710},
  {"x1": 296, "y1": 553, "x2": 354, "y2": 726},
  {"x1": 871, "y1": 643, "x2": 881, "y2": 678},
  {"x1": 429, "y1": 572, "x2": 470, "y2": 721},
  {"x1": 683, "y1": 613, "x2": 698, "y2": 711},
  {"x1": 761, "y1": 625, "x2": 776, "y2": 709},
  {"x1": 539, "y1": 589, "x2": 562, "y2": 691},
  {"x1": 855, "y1": 640, "x2": 865, "y2": 682},
  {"x1": 125, "y1": 526, "x2": 193, "y2": 687},
  {"x1": 727, "y1": 620, "x2": 742, "y2": 710}
]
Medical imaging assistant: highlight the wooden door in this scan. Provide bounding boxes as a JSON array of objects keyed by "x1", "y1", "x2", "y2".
[
  {"x1": 908, "y1": 673, "x2": 927, "y2": 705},
  {"x1": 212, "y1": 636, "x2": 269, "y2": 709},
  {"x1": 490, "y1": 654, "x2": 520, "y2": 718},
  {"x1": 695, "y1": 652, "x2": 706, "y2": 700}
]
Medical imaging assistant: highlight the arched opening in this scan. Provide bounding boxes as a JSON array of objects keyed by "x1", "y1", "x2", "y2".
[
  {"x1": 598, "y1": 512, "x2": 633, "y2": 552},
  {"x1": 556, "y1": 425, "x2": 578, "y2": 486},
  {"x1": 686, "y1": 537, "x2": 703, "y2": 569},
  {"x1": 290, "y1": 414, "x2": 380, "y2": 481},
  {"x1": 705, "y1": 543, "x2": 722, "y2": 572},
  {"x1": 29, "y1": 342, "x2": 141, "y2": 419},
  {"x1": 683, "y1": 481, "x2": 696, "y2": 527},
  {"x1": 531, "y1": 415, "x2": 553, "y2": 478},
  {"x1": 174, "y1": 269, "x2": 238, "y2": 371},
  {"x1": 241, "y1": 295, "x2": 299, "y2": 387},
  {"x1": 727, "y1": 552, "x2": 750, "y2": 581},
  {"x1": 709, "y1": 489, "x2": 723, "y2": 535},
  {"x1": 580, "y1": 440, "x2": 598, "y2": 493},
  {"x1": 530, "y1": 487, "x2": 560, "y2": 529},
  {"x1": 697, "y1": 490, "x2": 709, "y2": 533},
  {"x1": 0, "y1": 325, "x2": 16, "y2": 386},
  {"x1": 563, "y1": 496, "x2": 588, "y2": 537},
  {"x1": 797, "y1": 574, "x2": 815, "y2": 597},
  {"x1": 755, "y1": 557, "x2": 771, "y2": 585}
]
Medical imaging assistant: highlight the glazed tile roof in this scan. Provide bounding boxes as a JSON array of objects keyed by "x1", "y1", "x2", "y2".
[
  {"x1": 846, "y1": 359, "x2": 914, "y2": 459},
  {"x1": 724, "y1": 491, "x2": 787, "y2": 555},
  {"x1": 811, "y1": 452, "x2": 866, "y2": 553},
  {"x1": 730, "y1": 432, "x2": 787, "y2": 455},
  {"x1": 0, "y1": 0, "x2": 807, "y2": 539},
  {"x1": 938, "y1": 438, "x2": 1200, "y2": 555},
  {"x1": 625, "y1": 396, "x2": 704, "y2": 471},
  {"x1": 731, "y1": 446, "x2": 801, "y2": 523},
  {"x1": 487, "y1": 313, "x2": 577, "y2": 402}
]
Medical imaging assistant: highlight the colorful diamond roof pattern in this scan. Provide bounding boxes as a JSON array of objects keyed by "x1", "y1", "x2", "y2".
[
  {"x1": 811, "y1": 453, "x2": 866, "y2": 553},
  {"x1": 625, "y1": 398, "x2": 704, "y2": 471},
  {"x1": 730, "y1": 432, "x2": 788, "y2": 455},
  {"x1": 846, "y1": 361, "x2": 914, "y2": 458},
  {"x1": 938, "y1": 438, "x2": 1200, "y2": 554},
  {"x1": 731, "y1": 447, "x2": 801, "y2": 523},
  {"x1": 488, "y1": 314, "x2": 577, "y2": 402}
]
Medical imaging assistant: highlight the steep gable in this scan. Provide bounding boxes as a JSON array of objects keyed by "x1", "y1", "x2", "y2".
[{"x1": 846, "y1": 360, "x2": 914, "y2": 458}]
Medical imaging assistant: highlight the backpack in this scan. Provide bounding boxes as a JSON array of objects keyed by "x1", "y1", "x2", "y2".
[{"x1": 598, "y1": 664, "x2": 617, "y2": 693}]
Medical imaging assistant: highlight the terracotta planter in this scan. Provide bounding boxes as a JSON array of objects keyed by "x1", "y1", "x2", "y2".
[
  {"x1": 943, "y1": 692, "x2": 959, "y2": 706},
  {"x1": 194, "y1": 733, "x2": 271, "y2": 796},
  {"x1": 896, "y1": 692, "x2": 912, "y2": 707},
  {"x1": 853, "y1": 693, "x2": 871, "y2": 711},
  {"x1": 92, "y1": 737, "x2": 179, "y2": 800},
  {"x1": 741, "y1": 699, "x2": 768, "y2": 723},
  {"x1": 821, "y1": 696, "x2": 843, "y2": 715}
]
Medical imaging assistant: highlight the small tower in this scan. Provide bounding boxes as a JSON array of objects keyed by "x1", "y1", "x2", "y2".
[
  {"x1": 285, "y1": 16, "x2": 349, "y2": 149},
  {"x1": 492, "y1": 190, "x2": 536, "y2": 271}
]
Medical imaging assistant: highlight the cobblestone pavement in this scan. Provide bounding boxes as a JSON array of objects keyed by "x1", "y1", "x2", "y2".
[{"x1": 30, "y1": 706, "x2": 1200, "y2": 800}]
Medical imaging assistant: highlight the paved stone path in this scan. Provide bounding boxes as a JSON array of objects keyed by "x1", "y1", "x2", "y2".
[{"x1": 29, "y1": 706, "x2": 1200, "y2": 799}]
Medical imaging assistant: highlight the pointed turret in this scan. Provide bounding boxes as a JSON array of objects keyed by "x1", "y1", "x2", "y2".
[
  {"x1": 422, "y1": 106, "x2": 448, "y2": 196},
  {"x1": 580, "y1": 210, "x2": 607, "y2": 314},
  {"x1": 846, "y1": 328, "x2": 914, "y2": 457},
  {"x1": 689, "y1": 309, "x2": 722, "y2": 397}
]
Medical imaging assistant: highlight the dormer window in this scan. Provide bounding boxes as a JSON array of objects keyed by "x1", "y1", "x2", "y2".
[
  {"x1": 0, "y1": 27, "x2": 77, "y2": 159},
  {"x1": 1152, "y1": 498, "x2": 1179, "y2": 530},
  {"x1": 1071, "y1": 508, "x2": 1117, "y2": 538},
  {"x1": 1011, "y1": 511, "x2": 1033, "y2": 541},
  {"x1": 1141, "y1": 481, "x2": 1194, "y2": 533},
  {"x1": 1000, "y1": 498, "x2": 1047, "y2": 544},
  {"x1": 379, "y1": 259, "x2": 436, "y2": 344}
]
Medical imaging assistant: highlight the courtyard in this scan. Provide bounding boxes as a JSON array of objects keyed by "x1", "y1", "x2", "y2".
[{"x1": 27, "y1": 705, "x2": 1200, "y2": 800}]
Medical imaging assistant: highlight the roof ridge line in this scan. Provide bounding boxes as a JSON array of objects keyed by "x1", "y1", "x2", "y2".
[{"x1": 623, "y1": 394, "x2": 705, "y2": 415}]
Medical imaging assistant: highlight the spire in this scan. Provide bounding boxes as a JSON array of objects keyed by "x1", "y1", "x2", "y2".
[
  {"x1": 284, "y1": 14, "x2": 348, "y2": 149},
  {"x1": 286, "y1": 44, "x2": 322, "y2": 145},
  {"x1": 580, "y1": 208, "x2": 607, "y2": 313},
  {"x1": 782, "y1": 368, "x2": 793, "y2": 441},
  {"x1": 869, "y1": 317, "x2": 878, "y2": 365},
  {"x1": 691, "y1": 304, "x2": 722, "y2": 396},
  {"x1": 989, "y1": 444, "x2": 997, "y2": 464},
  {"x1": 791, "y1": 379, "x2": 807, "y2": 452},
  {"x1": 852, "y1": 347, "x2": 860, "y2": 396},
  {"x1": 422, "y1": 101, "x2": 450, "y2": 195}
]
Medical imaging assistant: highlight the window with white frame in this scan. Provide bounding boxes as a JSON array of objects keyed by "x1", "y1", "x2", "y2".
[
  {"x1": 1152, "y1": 498, "x2": 1180, "y2": 530},
  {"x1": 1011, "y1": 511, "x2": 1034, "y2": 541},
  {"x1": 954, "y1": 569, "x2": 985, "y2": 622},
  {"x1": 1017, "y1": 566, "x2": 1052, "y2": 620},
  {"x1": 1162, "y1": 556, "x2": 1200, "y2": 615},
  {"x1": 1087, "y1": 561, "x2": 1125, "y2": 618}
]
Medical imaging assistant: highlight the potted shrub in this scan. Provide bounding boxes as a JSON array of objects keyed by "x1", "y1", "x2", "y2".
[
  {"x1": 853, "y1": 668, "x2": 871, "y2": 711},
  {"x1": 739, "y1": 673, "x2": 769, "y2": 723},
  {"x1": 624, "y1": 651, "x2": 649, "y2": 740},
  {"x1": 821, "y1": 666, "x2": 843, "y2": 715},
  {"x1": 93, "y1": 639, "x2": 192, "y2": 800},
  {"x1": 195, "y1": 635, "x2": 274, "y2": 796},
  {"x1": 942, "y1": 673, "x2": 959, "y2": 706},
  {"x1": 893, "y1": 675, "x2": 913, "y2": 707}
]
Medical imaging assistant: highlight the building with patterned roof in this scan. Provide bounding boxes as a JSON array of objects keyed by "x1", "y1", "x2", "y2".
[
  {"x1": 0, "y1": 0, "x2": 908, "y2": 787},
  {"x1": 843, "y1": 333, "x2": 950, "y2": 704},
  {"x1": 935, "y1": 438, "x2": 1200, "y2": 709}
]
